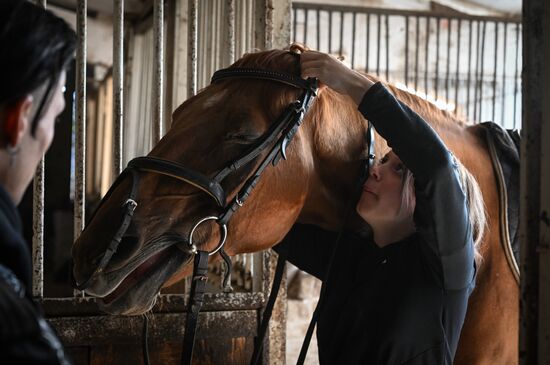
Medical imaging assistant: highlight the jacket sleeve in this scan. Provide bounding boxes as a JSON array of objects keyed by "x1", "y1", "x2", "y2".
[
  {"x1": 358, "y1": 82, "x2": 475, "y2": 290},
  {"x1": 0, "y1": 270, "x2": 71, "y2": 365},
  {"x1": 273, "y1": 224, "x2": 339, "y2": 280}
]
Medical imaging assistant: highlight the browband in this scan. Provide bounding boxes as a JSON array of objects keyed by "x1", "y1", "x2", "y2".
[{"x1": 211, "y1": 68, "x2": 314, "y2": 91}]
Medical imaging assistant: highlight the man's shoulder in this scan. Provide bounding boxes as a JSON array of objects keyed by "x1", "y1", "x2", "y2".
[{"x1": 0, "y1": 264, "x2": 41, "y2": 340}]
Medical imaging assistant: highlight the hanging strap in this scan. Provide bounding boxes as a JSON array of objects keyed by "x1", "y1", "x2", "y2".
[
  {"x1": 249, "y1": 251, "x2": 288, "y2": 365},
  {"x1": 181, "y1": 250, "x2": 209, "y2": 365}
]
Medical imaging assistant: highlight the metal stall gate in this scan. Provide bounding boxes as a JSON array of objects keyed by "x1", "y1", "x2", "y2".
[
  {"x1": 32, "y1": 0, "x2": 291, "y2": 364},
  {"x1": 292, "y1": 2, "x2": 522, "y2": 129}
]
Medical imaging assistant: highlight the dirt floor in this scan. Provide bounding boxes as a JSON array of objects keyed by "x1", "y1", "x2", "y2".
[{"x1": 285, "y1": 266, "x2": 321, "y2": 365}]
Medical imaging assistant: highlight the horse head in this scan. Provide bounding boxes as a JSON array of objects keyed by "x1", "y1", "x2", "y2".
[{"x1": 71, "y1": 46, "x2": 375, "y2": 315}]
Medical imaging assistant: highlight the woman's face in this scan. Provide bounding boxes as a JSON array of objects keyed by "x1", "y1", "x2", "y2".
[{"x1": 356, "y1": 150, "x2": 412, "y2": 227}]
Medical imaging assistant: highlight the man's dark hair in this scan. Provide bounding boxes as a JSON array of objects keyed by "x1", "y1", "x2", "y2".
[{"x1": 0, "y1": 0, "x2": 76, "y2": 135}]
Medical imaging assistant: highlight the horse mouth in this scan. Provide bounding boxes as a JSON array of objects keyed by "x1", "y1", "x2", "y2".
[
  {"x1": 102, "y1": 248, "x2": 171, "y2": 304},
  {"x1": 97, "y1": 245, "x2": 190, "y2": 315}
]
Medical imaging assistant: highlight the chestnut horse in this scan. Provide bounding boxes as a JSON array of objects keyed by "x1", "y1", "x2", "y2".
[{"x1": 72, "y1": 48, "x2": 517, "y2": 364}]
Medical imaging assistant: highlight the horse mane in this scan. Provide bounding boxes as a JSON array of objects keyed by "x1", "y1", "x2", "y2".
[{"x1": 382, "y1": 81, "x2": 469, "y2": 129}]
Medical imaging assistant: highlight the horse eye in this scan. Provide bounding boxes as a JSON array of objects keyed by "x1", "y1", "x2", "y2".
[{"x1": 224, "y1": 132, "x2": 259, "y2": 144}]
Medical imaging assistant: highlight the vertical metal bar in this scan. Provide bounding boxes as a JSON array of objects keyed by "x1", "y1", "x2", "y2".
[
  {"x1": 227, "y1": 0, "x2": 235, "y2": 65},
  {"x1": 513, "y1": 23, "x2": 520, "y2": 129},
  {"x1": 376, "y1": 14, "x2": 381, "y2": 76},
  {"x1": 339, "y1": 11, "x2": 344, "y2": 57},
  {"x1": 328, "y1": 11, "x2": 332, "y2": 53},
  {"x1": 188, "y1": 0, "x2": 198, "y2": 97},
  {"x1": 404, "y1": 16, "x2": 409, "y2": 85},
  {"x1": 152, "y1": 0, "x2": 164, "y2": 143},
  {"x1": 454, "y1": 19, "x2": 461, "y2": 115},
  {"x1": 473, "y1": 20, "x2": 481, "y2": 121},
  {"x1": 445, "y1": 17, "x2": 451, "y2": 104},
  {"x1": 304, "y1": 9, "x2": 308, "y2": 46},
  {"x1": 501, "y1": 22, "x2": 508, "y2": 125},
  {"x1": 385, "y1": 14, "x2": 389, "y2": 81},
  {"x1": 74, "y1": 0, "x2": 86, "y2": 242},
  {"x1": 435, "y1": 17, "x2": 440, "y2": 100},
  {"x1": 414, "y1": 16, "x2": 419, "y2": 90},
  {"x1": 113, "y1": 0, "x2": 123, "y2": 175},
  {"x1": 316, "y1": 9, "x2": 320, "y2": 50},
  {"x1": 32, "y1": 0, "x2": 46, "y2": 299},
  {"x1": 424, "y1": 17, "x2": 430, "y2": 93},
  {"x1": 293, "y1": 7, "x2": 297, "y2": 43},
  {"x1": 478, "y1": 20, "x2": 486, "y2": 121},
  {"x1": 351, "y1": 12, "x2": 356, "y2": 69},
  {"x1": 365, "y1": 13, "x2": 370, "y2": 72},
  {"x1": 466, "y1": 20, "x2": 473, "y2": 119},
  {"x1": 492, "y1": 21, "x2": 499, "y2": 122}
]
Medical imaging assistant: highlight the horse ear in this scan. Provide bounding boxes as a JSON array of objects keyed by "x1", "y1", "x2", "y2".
[{"x1": 289, "y1": 43, "x2": 309, "y2": 54}]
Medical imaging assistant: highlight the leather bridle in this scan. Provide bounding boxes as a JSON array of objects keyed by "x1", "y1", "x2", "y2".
[{"x1": 73, "y1": 64, "x2": 376, "y2": 365}]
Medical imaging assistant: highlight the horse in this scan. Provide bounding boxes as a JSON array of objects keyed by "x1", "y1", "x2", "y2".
[{"x1": 71, "y1": 46, "x2": 518, "y2": 364}]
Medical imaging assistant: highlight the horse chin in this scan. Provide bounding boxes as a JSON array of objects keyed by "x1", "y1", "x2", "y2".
[{"x1": 97, "y1": 246, "x2": 190, "y2": 315}]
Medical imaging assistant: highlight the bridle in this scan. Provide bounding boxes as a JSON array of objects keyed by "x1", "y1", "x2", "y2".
[
  {"x1": 74, "y1": 67, "x2": 317, "y2": 290},
  {"x1": 72, "y1": 62, "x2": 376, "y2": 365},
  {"x1": 72, "y1": 64, "x2": 322, "y2": 363}
]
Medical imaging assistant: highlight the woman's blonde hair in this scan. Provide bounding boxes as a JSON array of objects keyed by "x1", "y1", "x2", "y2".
[{"x1": 399, "y1": 158, "x2": 486, "y2": 265}]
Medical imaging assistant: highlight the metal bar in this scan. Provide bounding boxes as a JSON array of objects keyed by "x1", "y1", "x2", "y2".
[
  {"x1": 424, "y1": 16, "x2": 429, "y2": 93},
  {"x1": 414, "y1": 15, "x2": 419, "y2": 90},
  {"x1": 291, "y1": 2, "x2": 521, "y2": 23},
  {"x1": 473, "y1": 20, "x2": 481, "y2": 121},
  {"x1": 213, "y1": 0, "x2": 220, "y2": 73},
  {"x1": 316, "y1": 9, "x2": 320, "y2": 50},
  {"x1": 404, "y1": 16, "x2": 409, "y2": 85},
  {"x1": 74, "y1": 0, "x2": 86, "y2": 242},
  {"x1": 479, "y1": 20, "x2": 486, "y2": 121},
  {"x1": 328, "y1": 11, "x2": 332, "y2": 53},
  {"x1": 113, "y1": 0, "x2": 123, "y2": 175},
  {"x1": 227, "y1": 0, "x2": 235, "y2": 65},
  {"x1": 188, "y1": 0, "x2": 198, "y2": 97},
  {"x1": 339, "y1": 11, "x2": 344, "y2": 57},
  {"x1": 293, "y1": 7, "x2": 297, "y2": 42},
  {"x1": 376, "y1": 13, "x2": 381, "y2": 76},
  {"x1": 466, "y1": 20, "x2": 473, "y2": 120},
  {"x1": 492, "y1": 21, "x2": 499, "y2": 122},
  {"x1": 351, "y1": 12, "x2": 356, "y2": 69},
  {"x1": 454, "y1": 19, "x2": 461, "y2": 115},
  {"x1": 152, "y1": 0, "x2": 164, "y2": 143},
  {"x1": 445, "y1": 17, "x2": 451, "y2": 104},
  {"x1": 365, "y1": 13, "x2": 370, "y2": 72},
  {"x1": 435, "y1": 17, "x2": 440, "y2": 99},
  {"x1": 32, "y1": 0, "x2": 46, "y2": 300},
  {"x1": 385, "y1": 14, "x2": 389, "y2": 81},
  {"x1": 513, "y1": 23, "x2": 520, "y2": 129},
  {"x1": 501, "y1": 22, "x2": 508, "y2": 125},
  {"x1": 304, "y1": 8, "x2": 308, "y2": 45}
]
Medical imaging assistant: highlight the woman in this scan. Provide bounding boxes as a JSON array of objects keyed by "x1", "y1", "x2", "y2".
[
  {"x1": 276, "y1": 50, "x2": 485, "y2": 364},
  {"x1": 0, "y1": 1, "x2": 76, "y2": 363}
]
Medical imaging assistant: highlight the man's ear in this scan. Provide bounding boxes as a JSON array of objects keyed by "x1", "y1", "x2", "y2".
[{"x1": 4, "y1": 95, "x2": 33, "y2": 147}]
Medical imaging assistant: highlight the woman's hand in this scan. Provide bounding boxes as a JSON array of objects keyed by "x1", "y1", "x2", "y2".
[{"x1": 300, "y1": 50, "x2": 374, "y2": 105}]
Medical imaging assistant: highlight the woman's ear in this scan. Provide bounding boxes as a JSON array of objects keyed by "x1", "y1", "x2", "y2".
[{"x1": 4, "y1": 95, "x2": 33, "y2": 147}]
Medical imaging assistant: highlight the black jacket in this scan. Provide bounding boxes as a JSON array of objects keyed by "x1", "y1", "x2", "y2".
[
  {"x1": 0, "y1": 185, "x2": 71, "y2": 364},
  {"x1": 276, "y1": 83, "x2": 475, "y2": 364}
]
